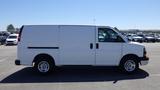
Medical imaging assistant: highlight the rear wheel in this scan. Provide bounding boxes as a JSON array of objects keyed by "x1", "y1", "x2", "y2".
[
  {"x1": 34, "y1": 56, "x2": 54, "y2": 74},
  {"x1": 120, "y1": 57, "x2": 139, "y2": 74}
]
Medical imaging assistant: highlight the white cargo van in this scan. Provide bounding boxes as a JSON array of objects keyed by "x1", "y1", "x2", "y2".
[{"x1": 15, "y1": 25, "x2": 149, "y2": 74}]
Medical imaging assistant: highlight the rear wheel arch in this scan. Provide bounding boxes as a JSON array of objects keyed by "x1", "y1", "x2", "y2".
[
  {"x1": 33, "y1": 53, "x2": 55, "y2": 65},
  {"x1": 33, "y1": 53, "x2": 56, "y2": 74}
]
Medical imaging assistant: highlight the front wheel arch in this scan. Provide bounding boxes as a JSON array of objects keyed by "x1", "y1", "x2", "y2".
[
  {"x1": 119, "y1": 54, "x2": 140, "y2": 74},
  {"x1": 119, "y1": 54, "x2": 140, "y2": 66}
]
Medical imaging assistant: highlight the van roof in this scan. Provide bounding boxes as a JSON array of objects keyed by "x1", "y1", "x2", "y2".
[{"x1": 22, "y1": 25, "x2": 113, "y2": 29}]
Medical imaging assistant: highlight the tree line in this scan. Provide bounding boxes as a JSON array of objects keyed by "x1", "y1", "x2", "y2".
[{"x1": 6, "y1": 24, "x2": 20, "y2": 34}]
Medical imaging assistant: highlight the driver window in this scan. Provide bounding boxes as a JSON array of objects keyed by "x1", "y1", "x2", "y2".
[{"x1": 98, "y1": 28, "x2": 124, "y2": 42}]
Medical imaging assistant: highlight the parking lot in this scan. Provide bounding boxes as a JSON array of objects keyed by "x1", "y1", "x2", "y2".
[{"x1": 0, "y1": 43, "x2": 160, "y2": 90}]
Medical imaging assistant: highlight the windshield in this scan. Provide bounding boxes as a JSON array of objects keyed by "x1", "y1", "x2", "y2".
[
  {"x1": 8, "y1": 36, "x2": 17, "y2": 39},
  {"x1": 113, "y1": 27, "x2": 128, "y2": 42},
  {"x1": 113, "y1": 27, "x2": 121, "y2": 32}
]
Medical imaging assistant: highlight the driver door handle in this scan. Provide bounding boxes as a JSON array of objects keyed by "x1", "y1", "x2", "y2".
[
  {"x1": 90, "y1": 43, "x2": 93, "y2": 49},
  {"x1": 96, "y1": 43, "x2": 99, "y2": 49}
]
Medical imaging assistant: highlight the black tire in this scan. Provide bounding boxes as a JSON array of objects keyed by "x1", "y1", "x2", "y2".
[
  {"x1": 119, "y1": 56, "x2": 139, "y2": 74},
  {"x1": 34, "y1": 56, "x2": 54, "y2": 75}
]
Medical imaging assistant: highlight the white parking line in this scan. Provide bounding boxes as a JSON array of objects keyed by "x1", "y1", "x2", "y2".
[
  {"x1": 0, "y1": 58, "x2": 7, "y2": 63},
  {"x1": 150, "y1": 74, "x2": 160, "y2": 77}
]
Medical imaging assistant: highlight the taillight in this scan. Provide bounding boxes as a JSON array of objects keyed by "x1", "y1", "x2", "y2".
[
  {"x1": 18, "y1": 26, "x2": 24, "y2": 42},
  {"x1": 144, "y1": 48, "x2": 147, "y2": 57}
]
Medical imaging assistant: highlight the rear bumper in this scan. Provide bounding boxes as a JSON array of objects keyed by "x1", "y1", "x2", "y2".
[
  {"x1": 15, "y1": 59, "x2": 21, "y2": 65},
  {"x1": 139, "y1": 56, "x2": 149, "y2": 65},
  {"x1": 6, "y1": 42, "x2": 17, "y2": 45}
]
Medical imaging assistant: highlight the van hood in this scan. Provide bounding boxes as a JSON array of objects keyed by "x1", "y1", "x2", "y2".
[{"x1": 129, "y1": 41, "x2": 144, "y2": 48}]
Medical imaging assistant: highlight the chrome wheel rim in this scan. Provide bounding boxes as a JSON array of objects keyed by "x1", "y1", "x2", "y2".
[
  {"x1": 124, "y1": 60, "x2": 136, "y2": 72},
  {"x1": 38, "y1": 61, "x2": 49, "y2": 73}
]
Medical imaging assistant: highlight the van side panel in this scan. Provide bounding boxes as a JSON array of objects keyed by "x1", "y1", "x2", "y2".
[
  {"x1": 59, "y1": 26, "x2": 96, "y2": 65},
  {"x1": 17, "y1": 25, "x2": 60, "y2": 66}
]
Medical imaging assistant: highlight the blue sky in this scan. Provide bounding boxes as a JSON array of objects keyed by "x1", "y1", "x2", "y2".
[{"x1": 0, "y1": 0, "x2": 160, "y2": 30}]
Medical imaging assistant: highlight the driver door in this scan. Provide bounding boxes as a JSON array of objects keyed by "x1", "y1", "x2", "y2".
[{"x1": 96, "y1": 27, "x2": 124, "y2": 66}]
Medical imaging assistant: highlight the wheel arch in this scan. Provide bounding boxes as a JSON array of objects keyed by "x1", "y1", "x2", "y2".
[
  {"x1": 119, "y1": 54, "x2": 140, "y2": 66},
  {"x1": 32, "y1": 53, "x2": 55, "y2": 66}
]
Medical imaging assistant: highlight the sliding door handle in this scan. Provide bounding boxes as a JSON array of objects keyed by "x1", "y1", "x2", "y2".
[
  {"x1": 90, "y1": 43, "x2": 93, "y2": 49},
  {"x1": 96, "y1": 43, "x2": 99, "y2": 49}
]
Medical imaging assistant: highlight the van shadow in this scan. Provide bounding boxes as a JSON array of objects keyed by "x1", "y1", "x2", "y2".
[{"x1": 0, "y1": 66, "x2": 149, "y2": 83}]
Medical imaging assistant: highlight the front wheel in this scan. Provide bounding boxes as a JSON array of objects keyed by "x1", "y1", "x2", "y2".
[{"x1": 120, "y1": 57, "x2": 139, "y2": 74}]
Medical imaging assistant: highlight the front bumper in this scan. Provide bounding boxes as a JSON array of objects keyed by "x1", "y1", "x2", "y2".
[
  {"x1": 6, "y1": 42, "x2": 17, "y2": 45},
  {"x1": 139, "y1": 56, "x2": 149, "y2": 65}
]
